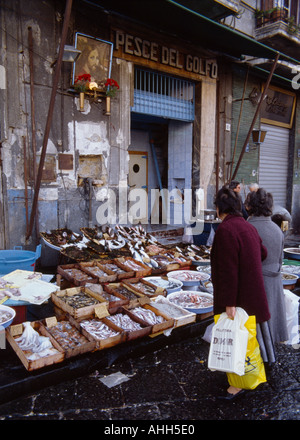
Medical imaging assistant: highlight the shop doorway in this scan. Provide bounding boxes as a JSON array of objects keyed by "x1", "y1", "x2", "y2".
[
  {"x1": 130, "y1": 68, "x2": 195, "y2": 227},
  {"x1": 128, "y1": 151, "x2": 148, "y2": 224},
  {"x1": 130, "y1": 116, "x2": 168, "y2": 224}
]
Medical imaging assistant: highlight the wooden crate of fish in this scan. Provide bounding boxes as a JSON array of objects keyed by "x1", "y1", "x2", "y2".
[
  {"x1": 114, "y1": 257, "x2": 152, "y2": 278},
  {"x1": 125, "y1": 303, "x2": 174, "y2": 334},
  {"x1": 161, "y1": 250, "x2": 192, "y2": 268},
  {"x1": 79, "y1": 261, "x2": 117, "y2": 283},
  {"x1": 95, "y1": 259, "x2": 135, "y2": 280},
  {"x1": 43, "y1": 316, "x2": 96, "y2": 358},
  {"x1": 69, "y1": 314, "x2": 126, "y2": 350},
  {"x1": 149, "y1": 254, "x2": 181, "y2": 273},
  {"x1": 150, "y1": 297, "x2": 196, "y2": 328},
  {"x1": 84, "y1": 283, "x2": 130, "y2": 313},
  {"x1": 57, "y1": 264, "x2": 98, "y2": 286},
  {"x1": 51, "y1": 286, "x2": 107, "y2": 319},
  {"x1": 122, "y1": 278, "x2": 166, "y2": 298},
  {"x1": 6, "y1": 321, "x2": 65, "y2": 371},
  {"x1": 104, "y1": 306, "x2": 152, "y2": 341},
  {"x1": 104, "y1": 283, "x2": 144, "y2": 308}
]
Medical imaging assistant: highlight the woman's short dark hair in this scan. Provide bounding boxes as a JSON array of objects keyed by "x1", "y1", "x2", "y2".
[
  {"x1": 214, "y1": 186, "x2": 242, "y2": 216},
  {"x1": 245, "y1": 188, "x2": 273, "y2": 217},
  {"x1": 229, "y1": 180, "x2": 240, "y2": 190}
]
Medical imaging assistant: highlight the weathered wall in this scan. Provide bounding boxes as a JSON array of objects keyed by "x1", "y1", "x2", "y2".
[{"x1": 0, "y1": 1, "x2": 131, "y2": 263}]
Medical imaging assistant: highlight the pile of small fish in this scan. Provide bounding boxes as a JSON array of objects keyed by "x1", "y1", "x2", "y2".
[
  {"x1": 143, "y1": 277, "x2": 181, "y2": 291},
  {"x1": 125, "y1": 281, "x2": 157, "y2": 296},
  {"x1": 151, "y1": 297, "x2": 190, "y2": 317},
  {"x1": 59, "y1": 291, "x2": 100, "y2": 309},
  {"x1": 107, "y1": 285, "x2": 139, "y2": 300},
  {"x1": 82, "y1": 265, "x2": 111, "y2": 278},
  {"x1": 98, "y1": 291, "x2": 123, "y2": 302},
  {"x1": 130, "y1": 307, "x2": 165, "y2": 325},
  {"x1": 46, "y1": 321, "x2": 89, "y2": 350},
  {"x1": 0, "y1": 308, "x2": 14, "y2": 325},
  {"x1": 107, "y1": 313, "x2": 144, "y2": 331},
  {"x1": 169, "y1": 271, "x2": 208, "y2": 281},
  {"x1": 63, "y1": 268, "x2": 95, "y2": 283},
  {"x1": 15, "y1": 321, "x2": 60, "y2": 360},
  {"x1": 100, "y1": 262, "x2": 129, "y2": 275},
  {"x1": 118, "y1": 258, "x2": 145, "y2": 271},
  {"x1": 176, "y1": 244, "x2": 211, "y2": 263},
  {"x1": 168, "y1": 292, "x2": 213, "y2": 309},
  {"x1": 80, "y1": 319, "x2": 120, "y2": 340}
]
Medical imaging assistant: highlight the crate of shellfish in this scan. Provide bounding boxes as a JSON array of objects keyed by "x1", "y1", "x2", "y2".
[
  {"x1": 125, "y1": 303, "x2": 175, "y2": 334},
  {"x1": 57, "y1": 264, "x2": 99, "y2": 286},
  {"x1": 114, "y1": 257, "x2": 152, "y2": 278},
  {"x1": 70, "y1": 314, "x2": 126, "y2": 350},
  {"x1": 51, "y1": 286, "x2": 108, "y2": 319},
  {"x1": 43, "y1": 316, "x2": 96, "y2": 358},
  {"x1": 79, "y1": 261, "x2": 118, "y2": 283},
  {"x1": 122, "y1": 277, "x2": 166, "y2": 299},
  {"x1": 6, "y1": 321, "x2": 65, "y2": 371}
]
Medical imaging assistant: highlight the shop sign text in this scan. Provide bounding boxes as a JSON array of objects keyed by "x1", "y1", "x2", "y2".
[{"x1": 114, "y1": 30, "x2": 218, "y2": 79}]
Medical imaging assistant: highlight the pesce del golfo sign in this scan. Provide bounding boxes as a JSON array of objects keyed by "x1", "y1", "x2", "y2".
[{"x1": 114, "y1": 30, "x2": 218, "y2": 79}]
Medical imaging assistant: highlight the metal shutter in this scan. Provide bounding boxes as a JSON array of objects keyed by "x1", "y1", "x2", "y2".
[{"x1": 258, "y1": 123, "x2": 289, "y2": 206}]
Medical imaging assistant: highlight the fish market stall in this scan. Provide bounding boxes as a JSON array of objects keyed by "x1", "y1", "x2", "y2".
[{"x1": 2, "y1": 226, "x2": 214, "y2": 373}]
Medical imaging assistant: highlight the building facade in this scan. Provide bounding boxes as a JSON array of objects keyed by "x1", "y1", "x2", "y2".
[{"x1": 0, "y1": 0, "x2": 299, "y2": 265}]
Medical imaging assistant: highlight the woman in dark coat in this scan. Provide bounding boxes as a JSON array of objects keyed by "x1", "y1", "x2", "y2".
[{"x1": 211, "y1": 186, "x2": 272, "y2": 399}]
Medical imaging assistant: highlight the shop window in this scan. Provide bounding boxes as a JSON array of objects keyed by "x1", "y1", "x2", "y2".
[{"x1": 132, "y1": 68, "x2": 195, "y2": 122}]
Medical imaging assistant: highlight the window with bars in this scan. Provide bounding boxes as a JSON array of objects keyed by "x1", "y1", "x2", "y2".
[{"x1": 132, "y1": 68, "x2": 195, "y2": 121}]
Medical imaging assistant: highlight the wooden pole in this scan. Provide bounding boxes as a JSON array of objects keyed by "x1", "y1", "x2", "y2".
[
  {"x1": 231, "y1": 52, "x2": 279, "y2": 181},
  {"x1": 26, "y1": 0, "x2": 73, "y2": 240}
]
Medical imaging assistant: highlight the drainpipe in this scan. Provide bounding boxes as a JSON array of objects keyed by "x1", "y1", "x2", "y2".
[
  {"x1": 26, "y1": 0, "x2": 73, "y2": 240},
  {"x1": 231, "y1": 52, "x2": 279, "y2": 181}
]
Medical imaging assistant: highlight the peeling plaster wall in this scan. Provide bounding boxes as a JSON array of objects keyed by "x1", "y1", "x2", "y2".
[{"x1": 0, "y1": 0, "x2": 130, "y2": 258}]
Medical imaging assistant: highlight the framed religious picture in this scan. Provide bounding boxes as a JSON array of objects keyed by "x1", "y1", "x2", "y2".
[
  {"x1": 72, "y1": 33, "x2": 113, "y2": 88},
  {"x1": 260, "y1": 85, "x2": 296, "y2": 129}
]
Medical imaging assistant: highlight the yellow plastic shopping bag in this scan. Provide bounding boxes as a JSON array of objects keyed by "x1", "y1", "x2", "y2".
[{"x1": 227, "y1": 314, "x2": 267, "y2": 390}]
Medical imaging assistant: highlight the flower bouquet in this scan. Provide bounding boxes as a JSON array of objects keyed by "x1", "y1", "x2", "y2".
[
  {"x1": 105, "y1": 78, "x2": 119, "y2": 98},
  {"x1": 73, "y1": 74, "x2": 91, "y2": 92}
]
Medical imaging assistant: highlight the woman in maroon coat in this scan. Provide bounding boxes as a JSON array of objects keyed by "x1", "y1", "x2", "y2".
[{"x1": 211, "y1": 186, "x2": 271, "y2": 399}]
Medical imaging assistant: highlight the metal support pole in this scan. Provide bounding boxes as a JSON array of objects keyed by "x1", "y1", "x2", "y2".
[
  {"x1": 231, "y1": 52, "x2": 279, "y2": 181},
  {"x1": 26, "y1": 0, "x2": 73, "y2": 240}
]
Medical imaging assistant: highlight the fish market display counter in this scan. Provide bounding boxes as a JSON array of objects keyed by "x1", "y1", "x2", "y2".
[
  {"x1": 0, "y1": 296, "x2": 213, "y2": 405},
  {"x1": 0, "y1": 226, "x2": 214, "y2": 404}
]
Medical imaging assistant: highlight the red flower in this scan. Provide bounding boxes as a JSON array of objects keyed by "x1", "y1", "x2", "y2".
[
  {"x1": 105, "y1": 78, "x2": 119, "y2": 89},
  {"x1": 105, "y1": 78, "x2": 119, "y2": 97},
  {"x1": 73, "y1": 74, "x2": 91, "y2": 92},
  {"x1": 75, "y1": 74, "x2": 91, "y2": 83}
]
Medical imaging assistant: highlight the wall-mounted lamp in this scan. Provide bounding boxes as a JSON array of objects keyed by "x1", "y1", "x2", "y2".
[
  {"x1": 62, "y1": 45, "x2": 81, "y2": 62},
  {"x1": 252, "y1": 129, "x2": 267, "y2": 144}
]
